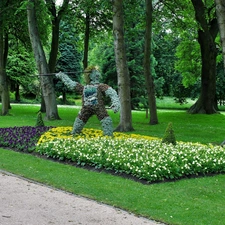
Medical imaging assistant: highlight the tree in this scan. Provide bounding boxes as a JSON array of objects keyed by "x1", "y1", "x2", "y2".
[
  {"x1": 7, "y1": 45, "x2": 37, "y2": 102},
  {"x1": 55, "y1": 19, "x2": 83, "y2": 104},
  {"x1": 157, "y1": 0, "x2": 219, "y2": 113},
  {"x1": 153, "y1": 31, "x2": 178, "y2": 97},
  {"x1": 0, "y1": 10, "x2": 9, "y2": 115},
  {"x1": 0, "y1": 0, "x2": 20, "y2": 115},
  {"x1": 45, "y1": 0, "x2": 69, "y2": 73},
  {"x1": 143, "y1": 0, "x2": 158, "y2": 124},
  {"x1": 113, "y1": 0, "x2": 134, "y2": 132},
  {"x1": 162, "y1": 122, "x2": 176, "y2": 145},
  {"x1": 188, "y1": 0, "x2": 219, "y2": 114},
  {"x1": 27, "y1": 0, "x2": 60, "y2": 120},
  {"x1": 71, "y1": 0, "x2": 112, "y2": 69},
  {"x1": 215, "y1": 0, "x2": 225, "y2": 73}
]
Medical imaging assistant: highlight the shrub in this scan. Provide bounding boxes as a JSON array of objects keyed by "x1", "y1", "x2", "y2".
[
  {"x1": 35, "y1": 111, "x2": 45, "y2": 127},
  {"x1": 162, "y1": 122, "x2": 176, "y2": 145}
]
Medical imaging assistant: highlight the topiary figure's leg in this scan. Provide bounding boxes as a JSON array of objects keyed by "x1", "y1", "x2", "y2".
[
  {"x1": 100, "y1": 117, "x2": 113, "y2": 136},
  {"x1": 71, "y1": 117, "x2": 86, "y2": 135}
]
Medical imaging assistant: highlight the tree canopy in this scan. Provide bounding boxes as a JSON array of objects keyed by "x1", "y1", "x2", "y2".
[{"x1": 1, "y1": 0, "x2": 225, "y2": 127}]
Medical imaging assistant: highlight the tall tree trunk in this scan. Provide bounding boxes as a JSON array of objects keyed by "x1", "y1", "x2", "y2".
[
  {"x1": 15, "y1": 83, "x2": 20, "y2": 102},
  {"x1": 189, "y1": 0, "x2": 219, "y2": 114},
  {"x1": 143, "y1": 0, "x2": 158, "y2": 125},
  {"x1": 215, "y1": 0, "x2": 225, "y2": 73},
  {"x1": 48, "y1": 16, "x2": 60, "y2": 74},
  {"x1": 0, "y1": 14, "x2": 9, "y2": 116},
  {"x1": 83, "y1": 12, "x2": 90, "y2": 69},
  {"x1": 46, "y1": 0, "x2": 69, "y2": 73},
  {"x1": 42, "y1": 0, "x2": 69, "y2": 112},
  {"x1": 113, "y1": 0, "x2": 134, "y2": 132},
  {"x1": 27, "y1": 0, "x2": 60, "y2": 120}
]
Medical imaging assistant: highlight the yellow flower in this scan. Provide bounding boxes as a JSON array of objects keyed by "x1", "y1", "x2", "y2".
[{"x1": 37, "y1": 127, "x2": 159, "y2": 145}]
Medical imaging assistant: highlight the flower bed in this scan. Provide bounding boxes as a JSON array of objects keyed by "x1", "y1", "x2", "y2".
[
  {"x1": 36, "y1": 127, "x2": 225, "y2": 182},
  {"x1": 1, "y1": 126, "x2": 225, "y2": 182},
  {"x1": 0, "y1": 126, "x2": 53, "y2": 152}
]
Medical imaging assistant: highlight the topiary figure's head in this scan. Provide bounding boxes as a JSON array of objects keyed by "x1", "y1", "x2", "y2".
[{"x1": 84, "y1": 66, "x2": 101, "y2": 85}]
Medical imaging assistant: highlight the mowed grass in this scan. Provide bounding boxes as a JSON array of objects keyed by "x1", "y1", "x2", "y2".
[
  {"x1": 0, "y1": 149, "x2": 225, "y2": 225},
  {"x1": 1, "y1": 100, "x2": 225, "y2": 225},
  {"x1": 3, "y1": 101, "x2": 225, "y2": 145},
  {"x1": 1, "y1": 148, "x2": 225, "y2": 225}
]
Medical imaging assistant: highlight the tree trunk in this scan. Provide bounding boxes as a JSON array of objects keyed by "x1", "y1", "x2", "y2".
[
  {"x1": 42, "y1": 0, "x2": 69, "y2": 112},
  {"x1": 215, "y1": 0, "x2": 225, "y2": 73},
  {"x1": 83, "y1": 12, "x2": 90, "y2": 70},
  {"x1": 15, "y1": 83, "x2": 20, "y2": 102},
  {"x1": 46, "y1": 0, "x2": 69, "y2": 73},
  {"x1": 113, "y1": 0, "x2": 134, "y2": 132},
  {"x1": 27, "y1": 0, "x2": 60, "y2": 120},
  {"x1": 0, "y1": 15, "x2": 9, "y2": 116},
  {"x1": 48, "y1": 16, "x2": 60, "y2": 73},
  {"x1": 189, "y1": 0, "x2": 219, "y2": 114},
  {"x1": 143, "y1": 0, "x2": 158, "y2": 125},
  {"x1": 62, "y1": 91, "x2": 67, "y2": 104}
]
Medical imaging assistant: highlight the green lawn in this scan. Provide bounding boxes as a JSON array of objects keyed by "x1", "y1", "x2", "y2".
[
  {"x1": 1, "y1": 148, "x2": 225, "y2": 225},
  {"x1": 1, "y1": 102, "x2": 225, "y2": 225},
  {"x1": 3, "y1": 102, "x2": 225, "y2": 144}
]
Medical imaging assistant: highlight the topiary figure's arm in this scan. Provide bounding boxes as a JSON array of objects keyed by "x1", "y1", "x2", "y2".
[
  {"x1": 55, "y1": 72, "x2": 77, "y2": 90},
  {"x1": 105, "y1": 87, "x2": 120, "y2": 113}
]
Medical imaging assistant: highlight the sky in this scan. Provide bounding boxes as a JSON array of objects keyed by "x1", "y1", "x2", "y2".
[{"x1": 55, "y1": 0, "x2": 63, "y2": 6}]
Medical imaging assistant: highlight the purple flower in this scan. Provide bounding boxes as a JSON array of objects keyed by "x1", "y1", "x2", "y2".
[{"x1": 0, "y1": 126, "x2": 54, "y2": 152}]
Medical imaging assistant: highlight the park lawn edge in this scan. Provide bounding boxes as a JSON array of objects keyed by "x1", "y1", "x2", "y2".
[{"x1": 1, "y1": 147, "x2": 225, "y2": 225}]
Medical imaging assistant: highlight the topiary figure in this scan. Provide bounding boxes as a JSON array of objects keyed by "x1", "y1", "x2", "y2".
[
  {"x1": 55, "y1": 66, "x2": 120, "y2": 136},
  {"x1": 162, "y1": 122, "x2": 176, "y2": 145},
  {"x1": 36, "y1": 111, "x2": 45, "y2": 127}
]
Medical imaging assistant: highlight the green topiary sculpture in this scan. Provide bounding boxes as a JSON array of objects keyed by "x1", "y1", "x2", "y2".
[
  {"x1": 36, "y1": 111, "x2": 45, "y2": 127},
  {"x1": 55, "y1": 66, "x2": 120, "y2": 136},
  {"x1": 162, "y1": 122, "x2": 176, "y2": 145}
]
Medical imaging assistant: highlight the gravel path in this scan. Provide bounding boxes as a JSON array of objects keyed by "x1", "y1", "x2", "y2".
[{"x1": 0, "y1": 171, "x2": 164, "y2": 225}]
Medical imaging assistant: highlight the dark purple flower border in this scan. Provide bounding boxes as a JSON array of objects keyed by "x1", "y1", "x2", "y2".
[{"x1": 0, "y1": 126, "x2": 53, "y2": 152}]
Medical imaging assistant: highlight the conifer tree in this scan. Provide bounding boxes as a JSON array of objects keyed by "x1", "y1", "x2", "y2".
[
  {"x1": 35, "y1": 111, "x2": 45, "y2": 127},
  {"x1": 162, "y1": 122, "x2": 176, "y2": 145}
]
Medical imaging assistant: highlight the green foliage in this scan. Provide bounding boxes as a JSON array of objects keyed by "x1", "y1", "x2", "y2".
[
  {"x1": 175, "y1": 39, "x2": 201, "y2": 87},
  {"x1": 35, "y1": 111, "x2": 45, "y2": 127},
  {"x1": 89, "y1": 1, "x2": 159, "y2": 110},
  {"x1": 57, "y1": 20, "x2": 82, "y2": 79},
  {"x1": 70, "y1": 0, "x2": 112, "y2": 43},
  {"x1": 162, "y1": 122, "x2": 176, "y2": 145},
  {"x1": 89, "y1": 40, "x2": 118, "y2": 88},
  {"x1": 7, "y1": 43, "x2": 38, "y2": 98},
  {"x1": 171, "y1": 72, "x2": 200, "y2": 104},
  {"x1": 153, "y1": 31, "x2": 179, "y2": 96},
  {"x1": 55, "y1": 19, "x2": 83, "y2": 96},
  {"x1": 35, "y1": 0, "x2": 51, "y2": 47}
]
